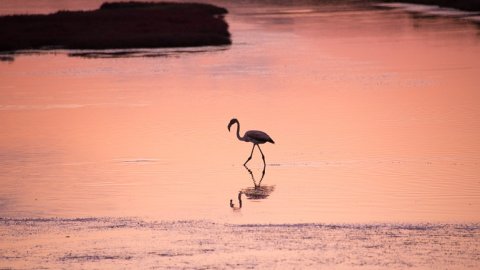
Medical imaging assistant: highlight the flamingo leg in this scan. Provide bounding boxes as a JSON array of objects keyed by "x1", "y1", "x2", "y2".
[
  {"x1": 244, "y1": 144, "x2": 256, "y2": 165},
  {"x1": 257, "y1": 144, "x2": 266, "y2": 165}
]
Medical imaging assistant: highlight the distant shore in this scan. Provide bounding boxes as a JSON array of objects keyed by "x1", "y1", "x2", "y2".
[
  {"x1": 0, "y1": 2, "x2": 231, "y2": 53},
  {"x1": 381, "y1": 0, "x2": 480, "y2": 12}
]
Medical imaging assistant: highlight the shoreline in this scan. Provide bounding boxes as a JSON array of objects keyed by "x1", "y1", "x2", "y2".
[
  {"x1": 380, "y1": 0, "x2": 480, "y2": 12},
  {"x1": 0, "y1": 2, "x2": 231, "y2": 54}
]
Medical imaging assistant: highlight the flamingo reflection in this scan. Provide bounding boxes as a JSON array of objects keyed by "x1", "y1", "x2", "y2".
[
  {"x1": 230, "y1": 191, "x2": 242, "y2": 210},
  {"x1": 230, "y1": 164, "x2": 275, "y2": 210}
]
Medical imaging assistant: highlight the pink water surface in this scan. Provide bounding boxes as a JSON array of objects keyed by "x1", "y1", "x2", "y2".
[{"x1": 0, "y1": 0, "x2": 479, "y2": 224}]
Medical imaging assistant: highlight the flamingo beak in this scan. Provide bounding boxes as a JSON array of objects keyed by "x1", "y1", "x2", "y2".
[{"x1": 227, "y1": 119, "x2": 236, "y2": 131}]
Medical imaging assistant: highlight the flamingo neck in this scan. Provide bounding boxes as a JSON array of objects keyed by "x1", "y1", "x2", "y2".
[{"x1": 235, "y1": 121, "x2": 244, "y2": 141}]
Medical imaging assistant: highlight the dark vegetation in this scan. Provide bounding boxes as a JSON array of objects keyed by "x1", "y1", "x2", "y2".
[
  {"x1": 0, "y1": 1, "x2": 231, "y2": 53},
  {"x1": 382, "y1": 0, "x2": 480, "y2": 12}
]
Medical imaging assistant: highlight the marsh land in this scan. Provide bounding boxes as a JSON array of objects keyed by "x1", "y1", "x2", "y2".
[{"x1": 0, "y1": 2, "x2": 231, "y2": 53}]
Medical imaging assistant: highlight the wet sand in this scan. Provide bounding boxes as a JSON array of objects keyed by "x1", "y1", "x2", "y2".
[{"x1": 1, "y1": 218, "x2": 479, "y2": 269}]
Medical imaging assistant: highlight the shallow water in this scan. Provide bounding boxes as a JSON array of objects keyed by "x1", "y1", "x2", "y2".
[
  {"x1": 1, "y1": 0, "x2": 480, "y2": 267},
  {"x1": 2, "y1": 0, "x2": 479, "y2": 224}
]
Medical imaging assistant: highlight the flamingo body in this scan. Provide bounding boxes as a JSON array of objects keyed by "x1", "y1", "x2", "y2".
[{"x1": 244, "y1": 130, "x2": 275, "y2": 144}]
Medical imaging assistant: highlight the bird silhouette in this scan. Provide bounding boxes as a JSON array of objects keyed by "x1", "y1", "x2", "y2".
[{"x1": 227, "y1": 118, "x2": 275, "y2": 166}]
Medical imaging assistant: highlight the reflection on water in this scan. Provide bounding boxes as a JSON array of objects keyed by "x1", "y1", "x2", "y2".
[
  {"x1": 67, "y1": 47, "x2": 231, "y2": 59},
  {"x1": 242, "y1": 164, "x2": 275, "y2": 200},
  {"x1": 0, "y1": 0, "x2": 479, "y2": 225},
  {"x1": 0, "y1": 54, "x2": 14, "y2": 62},
  {"x1": 230, "y1": 164, "x2": 275, "y2": 210},
  {"x1": 1, "y1": 1, "x2": 479, "y2": 269}
]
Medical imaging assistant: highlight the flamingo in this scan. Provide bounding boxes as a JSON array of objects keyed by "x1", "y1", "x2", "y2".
[{"x1": 227, "y1": 118, "x2": 275, "y2": 165}]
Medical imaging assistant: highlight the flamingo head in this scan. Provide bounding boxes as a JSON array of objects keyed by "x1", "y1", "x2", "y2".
[{"x1": 227, "y1": 118, "x2": 238, "y2": 131}]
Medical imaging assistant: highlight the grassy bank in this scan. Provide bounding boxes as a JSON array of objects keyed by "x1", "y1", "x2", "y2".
[
  {"x1": 382, "y1": 0, "x2": 480, "y2": 12},
  {"x1": 0, "y1": 2, "x2": 231, "y2": 53}
]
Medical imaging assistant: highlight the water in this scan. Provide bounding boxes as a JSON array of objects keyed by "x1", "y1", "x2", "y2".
[{"x1": 1, "y1": 0, "x2": 480, "y2": 268}]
